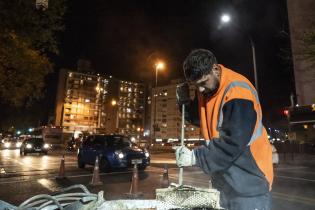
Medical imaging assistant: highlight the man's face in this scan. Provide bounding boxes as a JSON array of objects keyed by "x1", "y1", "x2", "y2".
[{"x1": 191, "y1": 68, "x2": 220, "y2": 98}]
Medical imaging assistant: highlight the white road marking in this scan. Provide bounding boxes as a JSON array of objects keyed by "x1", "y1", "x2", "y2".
[
  {"x1": 276, "y1": 166, "x2": 309, "y2": 171},
  {"x1": 276, "y1": 175, "x2": 315, "y2": 183},
  {"x1": 150, "y1": 160, "x2": 176, "y2": 164},
  {"x1": 0, "y1": 162, "x2": 77, "y2": 168},
  {"x1": 37, "y1": 178, "x2": 60, "y2": 192}
]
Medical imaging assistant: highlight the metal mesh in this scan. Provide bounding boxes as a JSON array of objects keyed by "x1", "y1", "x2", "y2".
[{"x1": 156, "y1": 184, "x2": 222, "y2": 209}]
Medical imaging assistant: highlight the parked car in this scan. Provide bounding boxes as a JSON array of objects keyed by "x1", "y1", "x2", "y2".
[
  {"x1": 77, "y1": 134, "x2": 150, "y2": 172},
  {"x1": 20, "y1": 138, "x2": 50, "y2": 155}
]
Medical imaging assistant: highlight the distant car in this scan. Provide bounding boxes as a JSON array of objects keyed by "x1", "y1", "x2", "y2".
[
  {"x1": 271, "y1": 144, "x2": 279, "y2": 165},
  {"x1": 77, "y1": 135, "x2": 150, "y2": 172},
  {"x1": 1, "y1": 138, "x2": 22, "y2": 149},
  {"x1": 20, "y1": 138, "x2": 50, "y2": 155}
]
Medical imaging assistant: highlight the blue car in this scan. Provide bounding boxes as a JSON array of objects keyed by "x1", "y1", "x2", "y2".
[{"x1": 77, "y1": 134, "x2": 150, "y2": 172}]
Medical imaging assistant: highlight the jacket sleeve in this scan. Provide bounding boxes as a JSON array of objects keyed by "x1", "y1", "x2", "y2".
[
  {"x1": 178, "y1": 95, "x2": 200, "y2": 127},
  {"x1": 193, "y1": 99, "x2": 257, "y2": 174}
]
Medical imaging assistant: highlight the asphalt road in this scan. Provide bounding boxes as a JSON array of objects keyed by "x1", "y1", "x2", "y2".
[{"x1": 0, "y1": 149, "x2": 315, "y2": 210}]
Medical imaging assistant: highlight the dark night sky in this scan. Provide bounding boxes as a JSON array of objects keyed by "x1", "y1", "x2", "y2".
[{"x1": 50, "y1": 0, "x2": 294, "y2": 127}]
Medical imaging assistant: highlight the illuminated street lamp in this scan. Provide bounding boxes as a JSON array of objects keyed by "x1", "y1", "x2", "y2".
[
  {"x1": 111, "y1": 99, "x2": 117, "y2": 106},
  {"x1": 153, "y1": 61, "x2": 165, "y2": 143},
  {"x1": 220, "y1": 13, "x2": 259, "y2": 92},
  {"x1": 155, "y1": 62, "x2": 164, "y2": 87},
  {"x1": 221, "y1": 14, "x2": 231, "y2": 23}
]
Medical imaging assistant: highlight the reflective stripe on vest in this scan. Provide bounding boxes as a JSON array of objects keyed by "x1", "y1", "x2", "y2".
[{"x1": 217, "y1": 81, "x2": 263, "y2": 146}]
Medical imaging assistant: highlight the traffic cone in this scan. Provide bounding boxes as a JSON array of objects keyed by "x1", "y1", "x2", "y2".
[
  {"x1": 126, "y1": 164, "x2": 143, "y2": 198},
  {"x1": 56, "y1": 155, "x2": 66, "y2": 179},
  {"x1": 89, "y1": 156, "x2": 103, "y2": 186},
  {"x1": 160, "y1": 164, "x2": 169, "y2": 188}
]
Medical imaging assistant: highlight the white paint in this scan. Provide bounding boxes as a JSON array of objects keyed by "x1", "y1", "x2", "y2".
[
  {"x1": 276, "y1": 175, "x2": 315, "y2": 183},
  {"x1": 37, "y1": 178, "x2": 60, "y2": 192}
]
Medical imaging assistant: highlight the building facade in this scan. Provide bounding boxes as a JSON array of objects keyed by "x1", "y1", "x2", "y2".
[
  {"x1": 55, "y1": 70, "x2": 147, "y2": 138},
  {"x1": 287, "y1": 0, "x2": 315, "y2": 105},
  {"x1": 117, "y1": 80, "x2": 146, "y2": 137},
  {"x1": 151, "y1": 79, "x2": 201, "y2": 143}
]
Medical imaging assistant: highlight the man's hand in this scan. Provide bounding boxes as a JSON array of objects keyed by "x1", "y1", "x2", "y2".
[
  {"x1": 175, "y1": 146, "x2": 196, "y2": 167},
  {"x1": 176, "y1": 83, "x2": 190, "y2": 105}
]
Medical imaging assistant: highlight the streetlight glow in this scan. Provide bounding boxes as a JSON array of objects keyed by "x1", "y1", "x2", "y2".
[
  {"x1": 221, "y1": 14, "x2": 231, "y2": 23},
  {"x1": 111, "y1": 99, "x2": 117, "y2": 106},
  {"x1": 155, "y1": 62, "x2": 164, "y2": 71}
]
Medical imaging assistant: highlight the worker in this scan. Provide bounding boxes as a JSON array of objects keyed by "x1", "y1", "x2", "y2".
[{"x1": 176, "y1": 49, "x2": 273, "y2": 210}]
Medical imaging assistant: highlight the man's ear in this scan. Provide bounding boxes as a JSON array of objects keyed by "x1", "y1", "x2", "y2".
[{"x1": 213, "y1": 64, "x2": 221, "y2": 75}]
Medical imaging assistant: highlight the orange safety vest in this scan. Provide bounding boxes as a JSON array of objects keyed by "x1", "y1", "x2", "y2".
[{"x1": 198, "y1": 64, "x2": 273, "y2": 189}]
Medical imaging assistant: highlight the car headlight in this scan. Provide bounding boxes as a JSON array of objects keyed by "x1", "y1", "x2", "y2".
[
  {"x1": 145, "y1": 152, "x2": 150, "y2": 158},
  {"x1": 26, "y1": 144, "x2": 32, "y2": 149},
  {"x1": 16, "y1": 142, "x2": 22, "y2": 148},
  {"x1": 4, "y1": 142, "x2": 11, "y2": 148},
  {"x1": 115, "y1": 150, "x2": 124, "y2": 159},
  {"x1": 43, "y1": 143, "x2": 49, "y2": 149}
]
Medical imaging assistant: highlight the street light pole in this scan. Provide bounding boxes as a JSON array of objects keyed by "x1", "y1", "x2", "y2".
[
  {"x1": 153, "y1": 66, "x2": 158, "y2": 144},
  {"x1": 220, "y1": 14, "x2": 259, "y2": 93},
  {"x1": 152, "y1": 62, "x2": 164, "y2": 144},
  {"x1": 250, "y1": 37, "x2": 259, "y2": 92}
]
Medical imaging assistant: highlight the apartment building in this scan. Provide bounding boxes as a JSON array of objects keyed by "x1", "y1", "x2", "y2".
[
  {"x1": 151, "y1": 79, "x2": 201, "y2": 143},
  {"x1": 55, "y1": 70, "x2": 147, "y2": 138},
  {"x1": 117, "y1": 80, "x2": 146, "y2": 137}
]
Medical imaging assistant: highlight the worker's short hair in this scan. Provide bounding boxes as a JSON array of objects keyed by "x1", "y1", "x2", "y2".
[{"x1": 183, "y1": 49, "x2": 217, "y2": 82}]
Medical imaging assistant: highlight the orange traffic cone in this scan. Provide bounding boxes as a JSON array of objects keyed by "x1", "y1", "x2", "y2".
[
  {"x1": 160, "y1": 164, "x2": 169, "y2": 188},
  {"x1": 56, "y1": 155, "x2": 66, "y2": 179},
  {"x1": 89, "y1": 156, "x2": 103, "y2": 186},
  {"x1": 126, "y1": 164, "x2": 143, "y2": 198}
]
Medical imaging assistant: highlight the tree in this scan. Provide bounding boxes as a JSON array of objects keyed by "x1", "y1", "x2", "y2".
[{"x1": 0, "y1": 0, "x2": 66, "y2": 106}]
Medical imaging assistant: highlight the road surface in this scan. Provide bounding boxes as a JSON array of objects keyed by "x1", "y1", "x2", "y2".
[{"x1": 0, "y1": 149, "x2": 314, "y2": 209}]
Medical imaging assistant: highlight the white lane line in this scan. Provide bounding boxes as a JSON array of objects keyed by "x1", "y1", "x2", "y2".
[
  {"x1": 150, "y1": 160, "x2": 176, "y2": 164},
  {"x1": 276, "y1": 175, "x2": 315, "y2": 183},
  {"x1": 37, "y1": 178, "x2": 60, "y2": 192},
  {"x1": 276, "y1": 166, "x2": 309, "y2": 171},
  {"x1": 0, "y1": 162, "x2": 77, "y2": 168}
]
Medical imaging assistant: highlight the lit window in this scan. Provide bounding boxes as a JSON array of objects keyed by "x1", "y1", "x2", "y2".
[
  {"x1": 127, "y1": 108, "x2": 131, "y2": 113},
  {"x1": 85, "y1": 99, "x2": 90, "y2": 103},
  {"x1": 128, "y1": 88, "x2": 132, "y2": 92}
]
